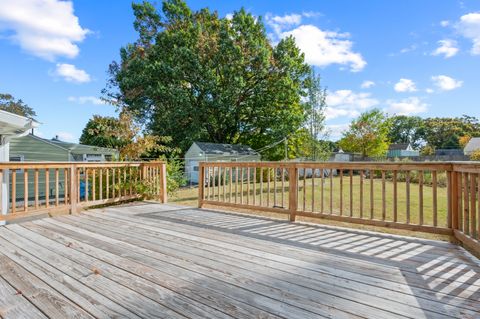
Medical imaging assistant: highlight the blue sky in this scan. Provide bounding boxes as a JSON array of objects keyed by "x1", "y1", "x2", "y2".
[{"x1": 0, "y1": 0, "x2": 479, "y2": 142}]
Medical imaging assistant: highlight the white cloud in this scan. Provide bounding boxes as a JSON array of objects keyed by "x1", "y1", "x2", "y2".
[
  {"x1": 394, "y1": 78, "x2": 417, "y2": 92},
  {"x1": 281, "y1": 25, "x2": 366, "y2": 72},
  {"x1": 425, "y1": 88, "x2": 434, "y2": 94},
  {"x1": 440, "y1": 20, "x2": 450, "y2": 27},
  {"x1": 265, "y1": 13, "x2": 302, "y2": 35},
  {"x1": 68, "y1": 96, "x2": 105, "y2": 105},
  {"x1": 53, "y1": 63, "x2": 90, "y2": 83},
  {"x1": 0, "y1": 0, "x2": 89, "y2": 60},
  {"x1": 302, "y1": 11, "x2": 322, "y2": 18},
  {"x1": 225, "y1": 13, "x2": 233, "y2": 20},
  {"x1": 55, "y1": 131, "x2": 76, "y2": 142},
  {"x1": 431, "y1": 39, "x2": 459, "y2": 58},
  {"x1": 325, "y1": 90, "x2": 379, "y2": 120},
  {"x1": 360, "y1": 80, "x2": 375, "y2": 89},
  {"x1": 386, "y1": 97, "x2": 427, "y2": 115},
  {"x1": 456, "y1": 12, "x2": 480, "y2": 55},
  {"x1": 431, "y1": 75, "x2": 463, "y2": 91}
]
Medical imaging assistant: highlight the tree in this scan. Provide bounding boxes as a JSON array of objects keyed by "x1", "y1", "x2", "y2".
[
  {"x1": 80, "y1": 111, "x2": 175, "y2": 160},
  {"x1": 0, "y1": 93, "x2": 36, "y2": 118},
  {"x1": 104, "y1": 0, "x2": 316, "y2": 159},
  {"x1": 388, "y1": 115, "x2": 424, "y2": 149},
  {"x1": 422, "y1": 116, "x2": 480, "y2": 149},
  {"x1": 338, "y1": 109, "x2": 390, "y2": 159},
  {"x1": 459, "y1": 135, "x2": 471, "y2": 149},
  {"x1": 305, "y1": 70, "x2": 327, "y2": 160}
]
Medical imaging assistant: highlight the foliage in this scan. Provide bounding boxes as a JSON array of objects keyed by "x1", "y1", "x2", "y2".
[
  {"x1": 80, "y1": 111, "x2": 176, "y2": 160},
  {"x1": 164, "y1": 158, "x2": 187, "y2": 195},
  {"x1": 388, "y1": 115, "x2": 424, "y2": 149},
  {"x1": 469, "y1": 150, "x2": 480, "y2": 161},
  {"x1": 338, "y1": 109, "x2": 390, "y2": 159},
  {"x1": 304, "y1": 70, "x2": 327, "y2": 160},
  {"x1": 0, "y1": 93, "x2": 36, "y2": 118},
  {"x1": 422, "y1": 115, "x2": 480, "y2": 149},
  {"x1": 459, "y1": 135, "x2": 471, "y2": 149},
  {"x1": 420, "y1": 145, "x2": 435, "y2": 156},
  {"x1": 104, "y1": 0, "x2": 317, "y2": 160}
]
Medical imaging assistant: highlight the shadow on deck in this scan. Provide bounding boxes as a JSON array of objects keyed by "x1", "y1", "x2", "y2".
[{"x1": 0, "y1": 202, "x2": 479, "y2": 318}]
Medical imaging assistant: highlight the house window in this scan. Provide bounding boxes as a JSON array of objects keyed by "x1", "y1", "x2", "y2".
[
  {"x1": 84, "y1": 154, "x2": 103, "y2": 162},
  {"x1": 193, "y1": 166, "x2": 199, "y2": 172},
  {"x1": 9, "y1": 155, "x2": 24, "y2": 173},
  {"x1": 105, "y1": 155, "x2": 113, "y2": 161}
]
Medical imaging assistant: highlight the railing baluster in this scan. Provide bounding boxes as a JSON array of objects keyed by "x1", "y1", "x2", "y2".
[
  {"x1": 240, "y1": 167, "x2": 244, "y2": 204},
  {"x1": 253, "y1": 167, "x2": 256, "y2": 206},
  {"x1": 259, "y1": 167, "x2": 263, "y2": 206},
  {"x1": 55, "y1": 168, "x2": 59, "y2": 207},
  {"x1": 99, "y1": 168, "x2": 103, "y2": 200},
  {"x1": 24, "y1": 169, "x2": 28, "y2": 212},
  {"x1": 246, "y1": 167, "x2": 250, "y2": 205},
  {"x1": 382, "y1": 170, "x2": 386, "y2": 221},
  {"x1": 312, "y1": 169, "x2": 316, "y2": 213},
  {"x1": 432, "y1": 170, "x2": 437, "y2": 227},
  {"x1": 223, "y1": 167, "x2": 227, "y2": 202},
  {"x1": 303, "y1": 168, "x2": 306, "y2": 211},
  {"x1": 406, "y1": 171, "x2": 410, "y2": 224},
  {"x1": 64, "y1": 168, "x2": 68, "y2": 205},
  {"x1": 370, "y1": 171, "x2": 374, "y2": 219},
  {"x1": 235, "y1": 167, "x2": 239, "y2": 204},
  {"x1": 282, "y1": 168, "x2": 285, "y2": 208},
  {"x1": 11, "y1": 170, "x2": 16, "y2": 214},
  {"x1": 45, "y1": 168, "x2": 50, "y2": 207},
  {"x1": 349, "y1": 169, "x2": 353, "y2": 217},
  {"x1": 330, "y1": 169, "x2": 333, "y2": 214},
  {"x1": 418, "y1": 170, "x2": 423, "y2": 225},
  {"x1": 321, "y1": 168, "x2": 324, "y2": 214},
  {"x1": 34, "y1": 169, "x2": 39, "y2": 209},
  {"x1": 267, "y1": 167, "x2": 270, "y2": 207},
  {"x1": 84, "y1": 168, "x2": 89, "y2": 202},
  {"x1": 463, "y1": 172, "x2": 470, "y2": 235},
  {"x1": 359, "y1": 170, "x2": 364, "y2": 218},
  {"x1": 470, "y1": 173, "x2": 476, "y2": 238},
  {"x1": 393, "y1": 170, "x2": 398, "y2": 222},
  {"x1": 273, "y1": 168, "x2": 277, "y2": 207},
  {"x1": 229, "y1": 167, "x2": 233, "y2": 203},
  {"x1": 339, "y1": 169, "x2": 343, "y2": 216}
]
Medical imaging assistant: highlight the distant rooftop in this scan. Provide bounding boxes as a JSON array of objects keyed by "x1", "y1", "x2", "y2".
[{"x1": 194, "y1": 142, "x2": 258, "y2": 155}]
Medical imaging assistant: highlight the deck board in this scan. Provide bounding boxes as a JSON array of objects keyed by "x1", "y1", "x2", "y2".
[{"x1": 0, "y1": 202, "x2": 478, "y2": 318}]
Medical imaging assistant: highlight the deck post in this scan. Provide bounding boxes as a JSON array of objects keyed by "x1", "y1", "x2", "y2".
[
  {"x1": 160, "y1": 162, "x2": 168, "y2": 203},
  {"x1": 198, "y1": 163, "x2": 205, "y2": 208},
  {"x1": 69, "y1": 164, "x2": 78, "y2": 214},
  {"x1": 288, "y1": 165, "x2": 298, "y2": 222}
]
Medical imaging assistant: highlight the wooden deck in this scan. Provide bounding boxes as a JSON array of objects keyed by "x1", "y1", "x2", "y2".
[{"x1": 0, "y1": 203, "x2": 479, "y2": 318}]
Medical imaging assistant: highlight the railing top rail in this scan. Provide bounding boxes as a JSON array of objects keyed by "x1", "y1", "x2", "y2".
[{"x1": 0, "y1": 161, "x2": 165, "y2": 169}]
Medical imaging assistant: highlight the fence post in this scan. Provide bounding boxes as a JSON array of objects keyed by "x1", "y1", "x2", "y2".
[
  {"x1": 198, "y1": 163, "x2": 205, "y2": 208},
  {"x1": 160, "y1": 162, "x2": 168, "y2": 203},
  {"x1": 288, "y1": 165, "x2": 298, "y2": 222},
  {"x1": 69, "y1": 164, "x2": 78, "y2": 214}
]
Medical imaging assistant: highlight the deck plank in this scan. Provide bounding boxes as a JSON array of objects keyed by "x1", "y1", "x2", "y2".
[
  {"x1": 94, "y1": 208, "x2": 480, "y2": 299},
  {"x1": 0, "y1": 202, "x2": 479, "y2": 319},
  {"x1": 72, "y1": 212, "x2": 480, "y2": 315}
]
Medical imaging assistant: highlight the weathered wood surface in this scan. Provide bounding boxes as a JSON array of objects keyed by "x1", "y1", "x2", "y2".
[{"x1": 0, "y1": 202, "x2": 479, "y2": 318}]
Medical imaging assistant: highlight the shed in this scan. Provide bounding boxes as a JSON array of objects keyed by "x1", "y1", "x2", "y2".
[
  {"x1": 387, "y1": 143, "x2": 419, "y2": 158},
  {"x1": 185, "y1": 142, "x2": 260, "y2": 184},
  {"x1": 463, "y1": 137, "x2": 480, "y2": 156}
]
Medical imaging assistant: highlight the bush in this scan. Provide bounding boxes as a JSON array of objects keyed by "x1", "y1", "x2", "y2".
[
  {"x1": 165, "y1": 159, "x2": 187, "y2": 196},
  {"x1": 470, "y1": 150, "x2": 480, "y2": 161}
]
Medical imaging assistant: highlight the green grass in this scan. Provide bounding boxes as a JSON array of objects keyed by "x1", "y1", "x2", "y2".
[{"x1": 171, "y1": 175, "x2": 450, "y2": 228}]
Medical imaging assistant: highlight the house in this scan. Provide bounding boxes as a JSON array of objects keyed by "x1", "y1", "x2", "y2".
[
  {"x1": 463, "y1": 137, "x2": 480, "y2": 156},
  {"x1": 8, "y1": 134, "x2": 119, "y2": 204},
  {"x1": 9, "y1": 133, "x2": 118, "y2": 162},
  {"x1": 0, "y1": 110, "x2": 39, "y2": 219},
  {"x1": 185, "y1": 142, "x2": 260, "y2": 184},
  {"x1": 387, "y1": 143, "x2": 419, "y2": 158}
]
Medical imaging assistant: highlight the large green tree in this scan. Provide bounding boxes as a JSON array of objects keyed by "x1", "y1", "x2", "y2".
[
  {"x1": 422, "y1": 115, "x2": 480, "y2": 149},
  {"x1": 0, "y1": 93, "x2": 36, "y2": 118},
  {"x1": 388, "y1": 115, "x2": 424, "y2": 149},
  {"x1": 338, "y1": 109, "x2": 390, "y2": 159},
  {"x1": 104, "y1": 0, "x2": 316, "y2": 159}
]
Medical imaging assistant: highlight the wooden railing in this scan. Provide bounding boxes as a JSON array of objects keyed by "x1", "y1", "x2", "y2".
[
  {"x1": 198, "y1": 162, "x2": 480, "y2": 256},
  {"x1": 0, "y1": 161, "x2": 167, "y2": 221}
]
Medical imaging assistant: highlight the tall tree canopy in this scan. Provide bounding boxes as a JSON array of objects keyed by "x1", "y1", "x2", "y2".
[
  {"x1": 338, "y1": 109, "x2": 390, "y2": 159},
  {"x1": 0, "y1": 93, "x2": 36, "y2": 118},
  {"x1": 388, "y1": 115, "x2": 424, "y2": 149},
  {"x1": 104, "y1": 0, "x2": 316, "y2": 159},
  {"x1": 422, "y1": 115, "x2": 480, "y2": 149}
]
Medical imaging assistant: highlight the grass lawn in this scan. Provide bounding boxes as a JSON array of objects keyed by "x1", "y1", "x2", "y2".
[{"x1": 171, "y1": 175, "x2": 451, "y2": 230}]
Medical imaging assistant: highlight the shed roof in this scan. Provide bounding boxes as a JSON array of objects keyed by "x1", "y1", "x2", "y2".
[
  {"x1": 194, "y1": 142, "x2": 259, "y2": 156},
  {"x1": 464, "y1": 137, "x2": 480, "y2": 153},
  {"x1": 388, "y1": 143, "x2": 410, "y2": 151},
  {"x1": 0, "y1": 109, "x2": 39, "y2": 137}
]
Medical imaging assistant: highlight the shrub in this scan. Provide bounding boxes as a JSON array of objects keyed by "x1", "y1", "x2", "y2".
[{"x1": 470, "y1": 150, "x2": 480, "y2": 161}]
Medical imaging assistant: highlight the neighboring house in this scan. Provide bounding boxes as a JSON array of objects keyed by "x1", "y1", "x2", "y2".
[
  {"x1": 185, "y1": 142, "x2": 260, "y2": 184},
  {"x1": 387, "y1": 143, "x2": 419, "y2": 158},
  {"x1": 463, "y1": 138, "x2": 480, "y2": 156},
  {"x1": 9, "y1": 134, "x2": 118, "y2": 162},
  {"x1": 9, "y1": 134, "x2": 119, "y2": 202},
  {"x1": 0, "y1": 110, "x2": 39, "y2": 218}
]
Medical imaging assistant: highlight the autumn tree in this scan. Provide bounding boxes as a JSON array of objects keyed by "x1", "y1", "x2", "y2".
[
  {"x1": 388, "y1": 115, "x2": 424, "y2": 149},
  {"x1": 104, "y1": 0, "x2": 318, "y2": 159},
  {"x1": 338, "y1": 109, "x2": 390, "y2": 159},
  {"x1": 0, "y1": 93, "x2": 36, "y2": 118}
]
